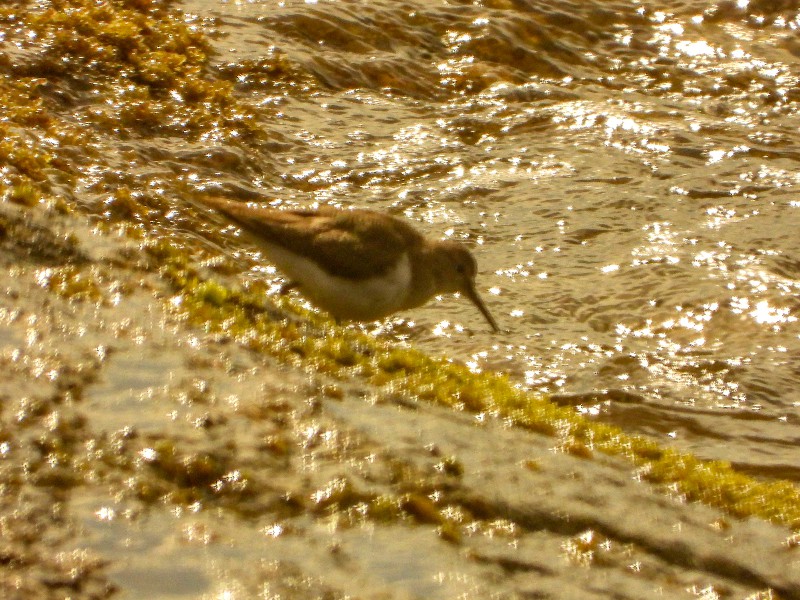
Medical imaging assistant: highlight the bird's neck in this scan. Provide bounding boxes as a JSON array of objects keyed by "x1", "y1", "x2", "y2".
[{"x1": 401, "y1": 245, "x2": 442, "y2": 310}]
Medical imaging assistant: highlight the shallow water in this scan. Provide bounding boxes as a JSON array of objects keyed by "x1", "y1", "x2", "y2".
[{"x1": 182, "y1": 0, "x2": 800, "y2": 477}]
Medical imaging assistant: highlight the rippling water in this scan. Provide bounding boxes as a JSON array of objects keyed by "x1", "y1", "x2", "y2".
[{"x1": 178, "y1": 0, "x2": 800, "y2": 479}]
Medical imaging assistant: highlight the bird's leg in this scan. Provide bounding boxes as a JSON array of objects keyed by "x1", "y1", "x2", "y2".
[{"x1": 278, "y1": 280, "x2": 299, "y2": 295}]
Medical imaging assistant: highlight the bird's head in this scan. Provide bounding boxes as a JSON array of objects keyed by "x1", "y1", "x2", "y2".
[{"x1": 431, "y1": 241, "x2": 500, "y2": 332}]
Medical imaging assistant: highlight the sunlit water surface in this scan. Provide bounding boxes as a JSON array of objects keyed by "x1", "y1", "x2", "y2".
[{"x1": 177, "y1": 0, "x2": 800, "y2": 479}]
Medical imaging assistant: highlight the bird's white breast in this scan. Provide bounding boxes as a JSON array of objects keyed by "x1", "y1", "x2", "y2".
[{"x1": 260, "y1": 242, "x2": 413, "y2": 321}]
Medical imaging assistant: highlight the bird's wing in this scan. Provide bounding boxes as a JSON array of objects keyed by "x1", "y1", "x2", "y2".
[{"x1": 196, "y1": 197, "x2": 421, "y2": 280}]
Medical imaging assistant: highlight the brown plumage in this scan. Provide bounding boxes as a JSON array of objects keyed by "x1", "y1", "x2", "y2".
[{"x1": 196, "y1": 196, "x2": 500, "y2": 331}]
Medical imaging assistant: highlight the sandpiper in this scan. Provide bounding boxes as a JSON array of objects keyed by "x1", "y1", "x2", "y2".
[{"x1": 196, "y1": 196, "x2": 500, "y2": 331}]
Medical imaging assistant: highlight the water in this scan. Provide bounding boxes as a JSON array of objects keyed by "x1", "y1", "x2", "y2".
[{"x1": 185, "y1": 0, "x2": 800, "y2": 478}]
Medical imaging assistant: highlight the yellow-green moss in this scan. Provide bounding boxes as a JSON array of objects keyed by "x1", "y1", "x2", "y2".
[
  {"x1": 164, "y1": 260, "x2": 800, "y2": 528},
  {"x1": 36, "y1": 265, "x2": 104, "y2": 302},
  {"x1": 0, "y1": 0, "x2": 271, "y2": 226},
  {"x1": 8, "y1": 182, "x2": 40, "y2": 206}
]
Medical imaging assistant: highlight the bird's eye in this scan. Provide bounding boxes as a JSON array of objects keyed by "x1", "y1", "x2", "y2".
[{"x1": 456, "y1": 263, "x2": 466, "y2": 274}]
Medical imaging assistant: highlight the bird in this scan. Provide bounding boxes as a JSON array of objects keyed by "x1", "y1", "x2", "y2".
[{"x1": 195, "y1": 195, "x2": 500, "y2": 332}]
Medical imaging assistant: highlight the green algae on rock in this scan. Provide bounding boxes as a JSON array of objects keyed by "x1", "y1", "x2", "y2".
[{"x1": 168, "y1": 264, "x2": 800, "y2": 529}]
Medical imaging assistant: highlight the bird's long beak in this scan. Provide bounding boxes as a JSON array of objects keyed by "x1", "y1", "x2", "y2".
[{"x1": 465, "y1": 283, "x2": 501, "y2": 333}]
